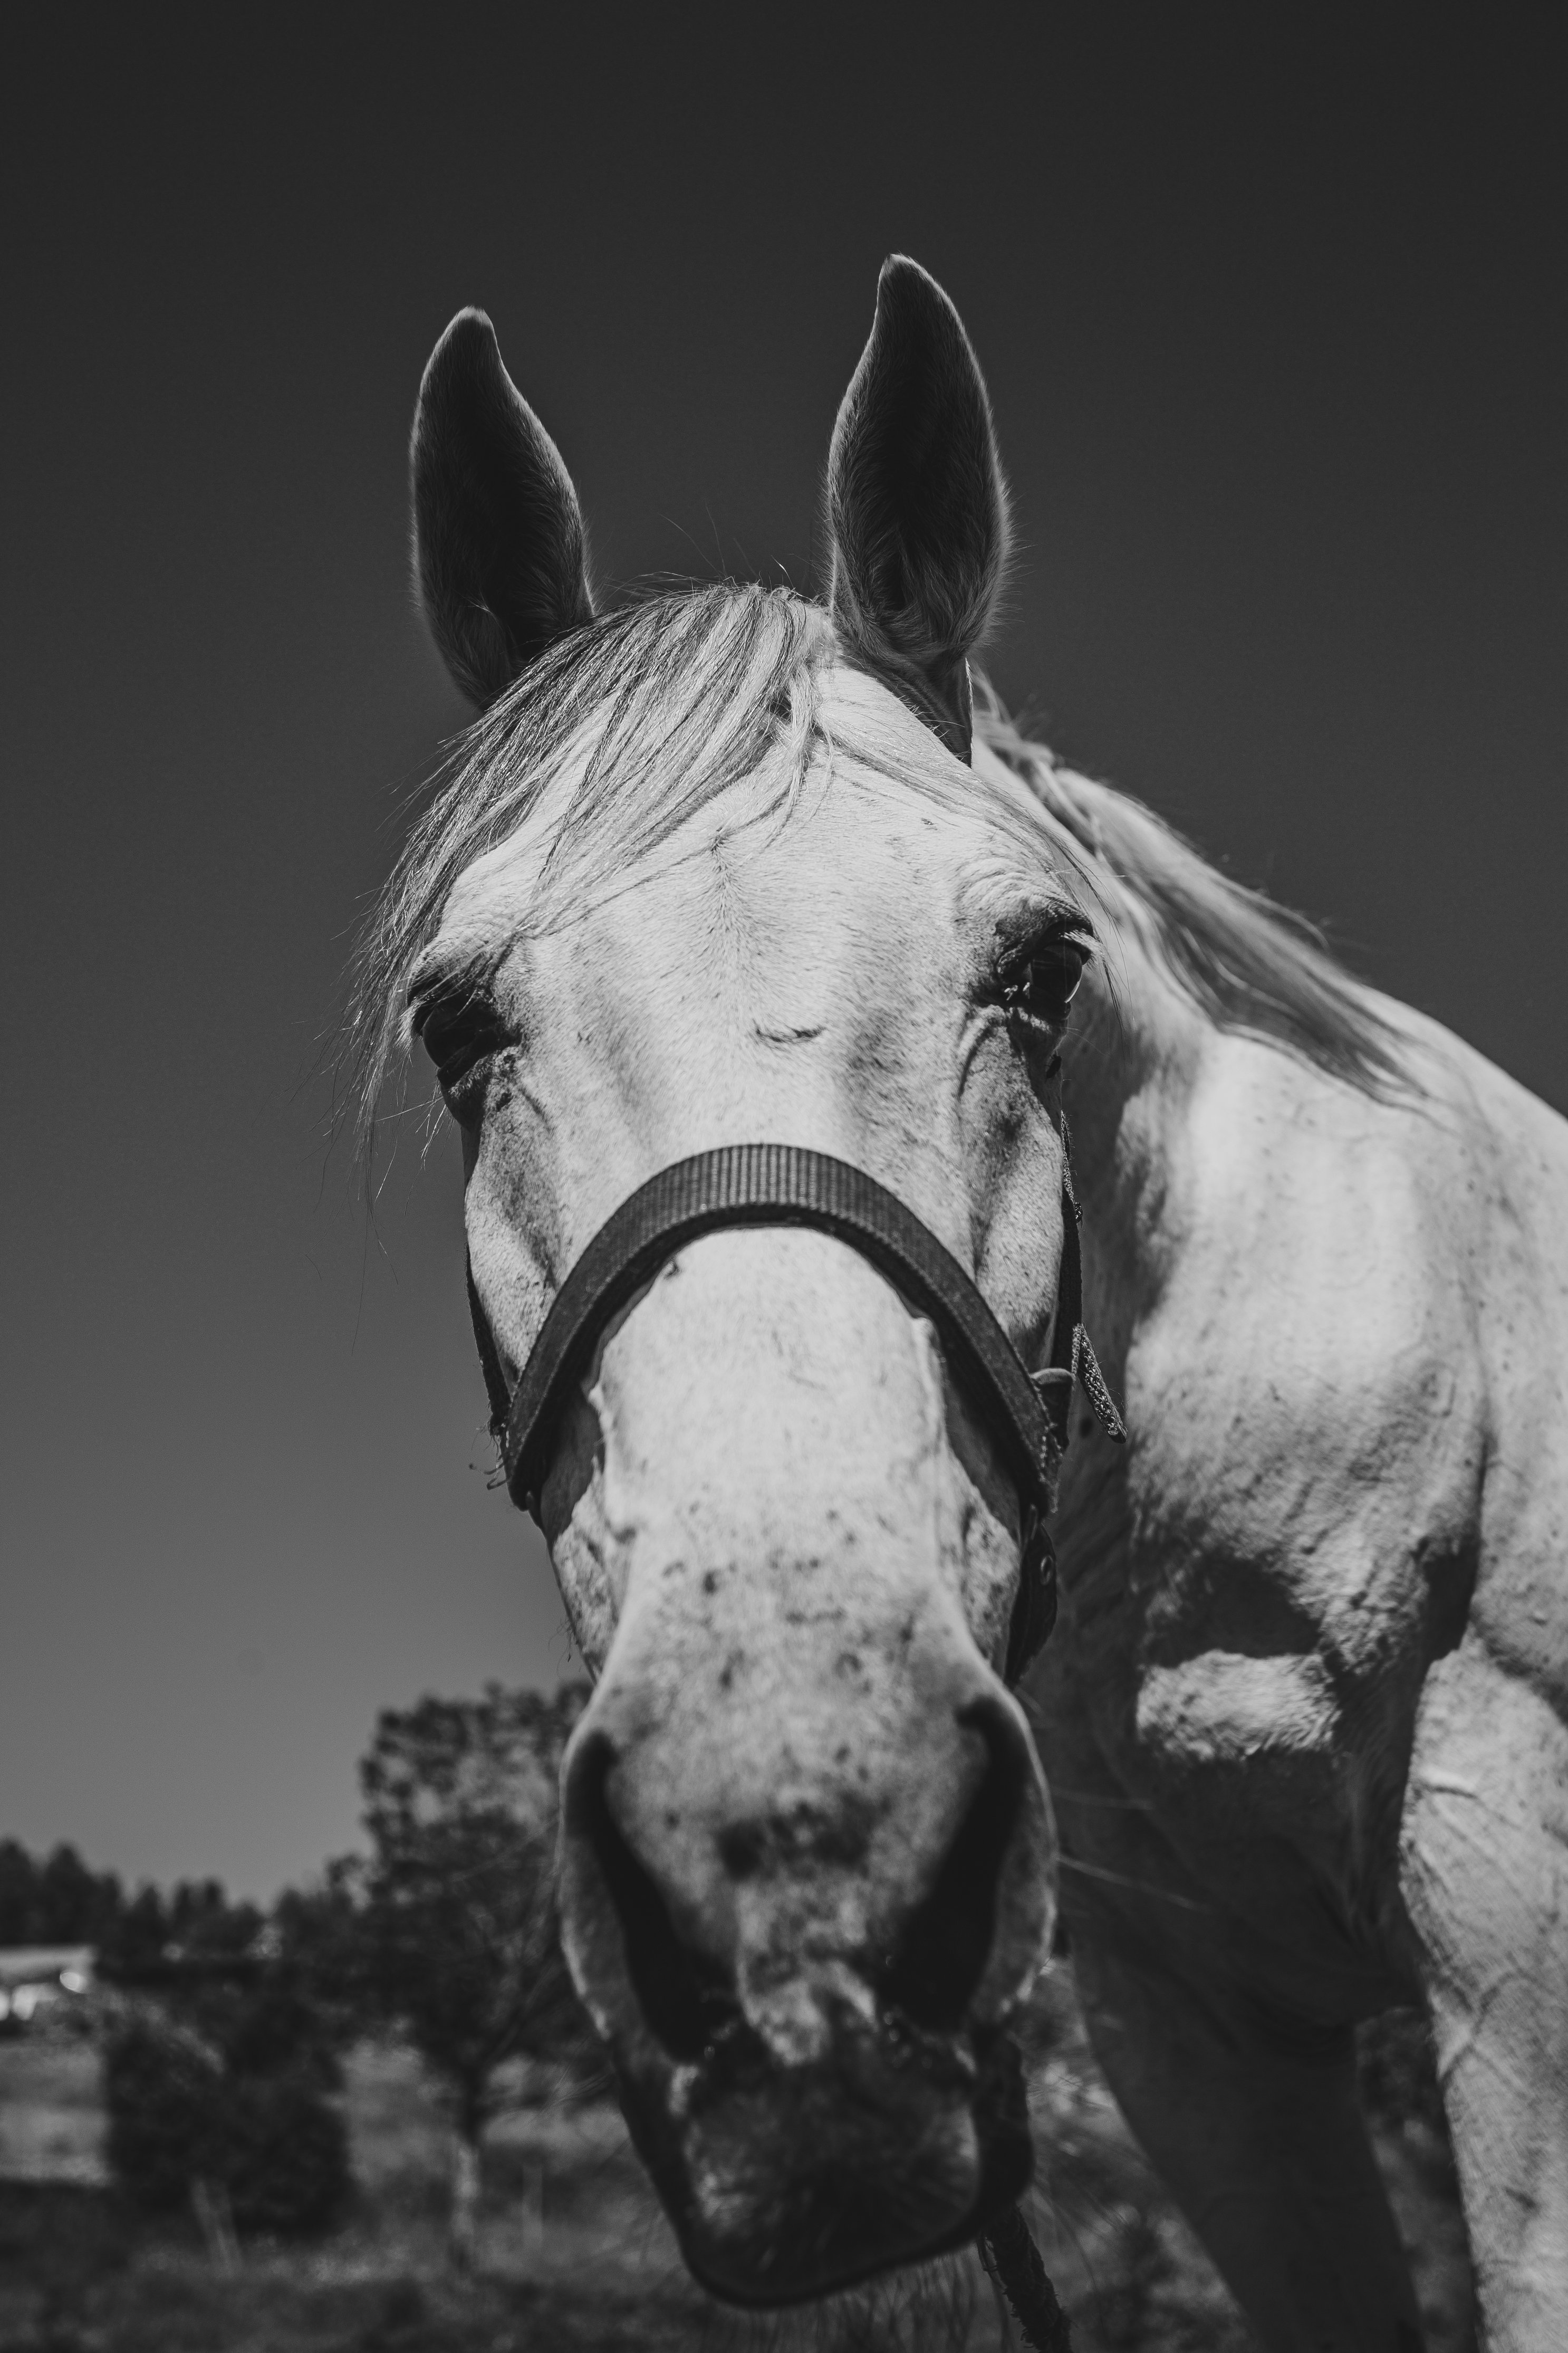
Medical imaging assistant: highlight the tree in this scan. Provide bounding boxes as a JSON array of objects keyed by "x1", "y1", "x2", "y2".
[
  {"x1": 97, "y1": 1874, "x2": 264, "y2": 1985},
  {"x1": 354, "y1": 1681, "x2": 595, "y2": 2266}
]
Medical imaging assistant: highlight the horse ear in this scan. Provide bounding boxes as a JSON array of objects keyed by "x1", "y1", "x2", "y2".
[
  {"x1": 826, "y1": 257, "x2": 1009, "y2": 762},
  {"x1": 410, "y1": 309, "x2": 595, "y2": 709}
]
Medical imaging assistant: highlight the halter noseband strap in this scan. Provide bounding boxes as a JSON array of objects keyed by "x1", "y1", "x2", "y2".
[{"x1": 465, "y1": 1138, "x2": 1124, "y2": 1684}]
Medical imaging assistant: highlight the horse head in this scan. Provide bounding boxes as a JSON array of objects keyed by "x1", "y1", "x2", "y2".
[{"x1": 382, "y1": 259, "x2": 1100, "y2": 2304}]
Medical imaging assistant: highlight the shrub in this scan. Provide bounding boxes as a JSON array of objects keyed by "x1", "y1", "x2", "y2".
[
  {"x1": 104, "y1": 2015, "x2": 224, "y2": 2215},
  {"x1": 103, "y1": 2012, "x2": 348, "y2": 2235},
  {"x1": 216, "y1": 2067, "x2": 349, "y2": 2234}
]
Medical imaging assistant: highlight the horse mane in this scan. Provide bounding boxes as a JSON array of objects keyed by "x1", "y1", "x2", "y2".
[
  {"x1": 342, "y1": 581, "x2": 1413, "y2": 1164},
  {"x1": 975, "y1": 685, "x2": 1413, "y2": 1099}
]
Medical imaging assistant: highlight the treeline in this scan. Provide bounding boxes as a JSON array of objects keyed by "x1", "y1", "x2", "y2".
[
  {"x1": 0, "y1": 1838, "x2": 143, "y2": 1950},
  {"x1": 2, "y1": 1680, "x2": 599, "y2": 2263},
  {"x1": 0, "y1": 1842, "x2": 261, "y2": 1972}
]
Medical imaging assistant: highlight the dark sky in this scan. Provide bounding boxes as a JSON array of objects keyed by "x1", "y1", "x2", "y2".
[{"x1": 3, "y1": 10, "x2": 1562, "y2": 1898}]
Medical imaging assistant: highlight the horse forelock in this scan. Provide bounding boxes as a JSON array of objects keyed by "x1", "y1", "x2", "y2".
[{"x1": 343, "y1": 584, "x2": 829, "y2": 1160}]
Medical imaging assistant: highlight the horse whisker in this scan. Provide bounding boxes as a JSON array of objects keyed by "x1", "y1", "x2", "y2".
[
  {"x1": 1056, "y1": 1854, "x2": 1211, "y2": 1911},
  {"x1": 1047, "y1": 1785, "x2": 1155, "y2": 1811}
]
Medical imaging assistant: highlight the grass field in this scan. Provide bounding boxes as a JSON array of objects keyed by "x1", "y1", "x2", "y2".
[{"x1": 0, "y1": 1978, "x2": 1477, "y2": 2351}]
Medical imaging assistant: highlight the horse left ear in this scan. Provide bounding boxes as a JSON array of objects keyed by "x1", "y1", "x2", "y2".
[{"x1": 826, "y1": 257, "x2": 1010, "y2": 763}]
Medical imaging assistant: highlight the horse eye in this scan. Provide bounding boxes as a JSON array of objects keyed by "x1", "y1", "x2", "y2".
[
  {"x1": 411, "y1": 982, "x2": 508, "y2": 1125},
  {"x1": 1003, "y1": 940, "x2": 1090, "y2": 1030}
]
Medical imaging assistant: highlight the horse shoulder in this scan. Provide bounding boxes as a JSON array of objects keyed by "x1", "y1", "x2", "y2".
[{"x1": 1118, "y1": 1018, "x2": 1568, "y2": 1755}]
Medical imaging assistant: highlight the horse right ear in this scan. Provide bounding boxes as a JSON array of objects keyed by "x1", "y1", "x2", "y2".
[
  {"x1": 410, "y1": 310, "x2": 594, "y2": 709},
  {"x1": 826, "y1": 257, "x2": 1009, "y2": 762}
]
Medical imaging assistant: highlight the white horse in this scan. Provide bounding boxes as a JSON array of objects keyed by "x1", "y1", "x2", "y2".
[{"x1": 353, "y1": 259, "x2": 1568, "y2": 2351}]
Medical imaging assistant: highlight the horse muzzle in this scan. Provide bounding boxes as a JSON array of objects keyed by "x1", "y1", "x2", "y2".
[{"x1": 558, "y1": 1679, "x2": 1052, "y2": 2305}]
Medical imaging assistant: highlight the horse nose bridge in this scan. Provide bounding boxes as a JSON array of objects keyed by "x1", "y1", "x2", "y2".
[
  {"x1": 593, "y1": 1221, "x2": 953, "y2": 1522},
  {"x1": 553, "y1": 1212, "x2": 1057, "y2": 2090}
]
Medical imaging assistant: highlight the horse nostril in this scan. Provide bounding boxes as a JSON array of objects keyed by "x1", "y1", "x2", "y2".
[
  {"x1": 876, "y1": 1696, "x2": 1030, "y2": 2036},
  {"x1": 567, "y1": 1733, "x2": 739, "y2": 2064}
]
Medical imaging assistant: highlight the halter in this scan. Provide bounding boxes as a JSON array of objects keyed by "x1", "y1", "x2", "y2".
[
  {"x1": 464, "y1": 1129, "x2": 1116, "y2": 2341},
  {"x1": 465, "y1": 1130, "x2": 1124, "y2": 1685}
]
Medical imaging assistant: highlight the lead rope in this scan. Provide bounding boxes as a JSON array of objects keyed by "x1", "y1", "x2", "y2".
[{"x1": 978, "y1": 2204, "x2": 1075, "y2": 2350}]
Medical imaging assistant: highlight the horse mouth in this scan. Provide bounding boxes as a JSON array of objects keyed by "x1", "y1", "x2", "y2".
[
  {"x1": 617, "y1": 1998, "x2": 1032, "y2": 2306},
  {"x1": 566, "y1": 1709, "x2": 1041, "y2": 2303}
]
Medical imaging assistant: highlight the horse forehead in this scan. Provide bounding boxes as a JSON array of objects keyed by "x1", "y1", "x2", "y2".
[
  {"x1": 657, "y1": 789, "x2": 1022, "y2": 942},
  {"x1": 432, "y1": 702, "x2": 1074, "y2": 998},
  {"x1": 450, "y1": 791, "x2": 1037, "y2": 982}
]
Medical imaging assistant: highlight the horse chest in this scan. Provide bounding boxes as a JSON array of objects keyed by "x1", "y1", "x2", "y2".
[
  {"x1": 1043, "y1": 1442, "x2": 1447, "y2": 2001},
  {"x1": 1040, "y1": 1620, "x2": 1413, "y2": 2011},
  {"x1": 1102, "y1": 1577, "x2": 1367, "y2": 1872}
]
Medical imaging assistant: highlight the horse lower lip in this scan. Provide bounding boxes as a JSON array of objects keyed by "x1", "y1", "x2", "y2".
[{"x1": 617, "y1": 2015, "x2": 1031, "y2": 2306}]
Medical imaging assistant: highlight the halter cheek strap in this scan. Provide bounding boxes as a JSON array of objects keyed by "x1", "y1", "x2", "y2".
[
  {"x1": 465, "y1": 1137, "x2": 1123, "y2": 1684},
  {"x1": 1028, "y1": 1113, "x2": 1126, "y2": 1478}
]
